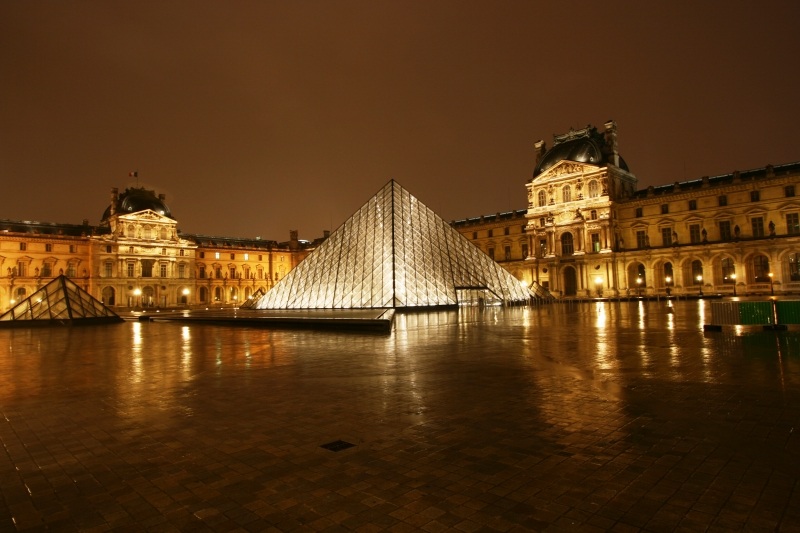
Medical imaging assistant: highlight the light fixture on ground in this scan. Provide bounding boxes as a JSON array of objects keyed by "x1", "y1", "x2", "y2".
[
  {"x1": 769, "y1": 272, "x2": 774, "y2": 295},
  {"x1": 696, "y1": 275, "x2": 703, "y2": 297},
  {"x1": 665, "y1": 276, "x2": 672, "y2": 296},
  {"x1": 594, "y1": 276, "x2": 602, "y2": 297}
]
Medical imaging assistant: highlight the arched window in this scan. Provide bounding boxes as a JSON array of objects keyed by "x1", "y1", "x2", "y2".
[
  {"x1": 537, "y1": 190, "x2": 546, "y2": 207},
  {"x1": 664, "y1": 262, "x2": 674, "y2": 286},
  {"x1": 722, "y1": 258, "x2": 735, "y2": 284},
  {"x1": 561, "y1": 232, "x2": 574, "y2": 255},
  {"x1": 198, "y1": 286, "x2": 208, "y2": 303},
  {"x1": 562, "y1": 185, "x2": 571, "y2": 203},
  {"x1": 587, "y1": 180, "x2": 599, "y2": 198},
  {"x1": 753, "y1": 255, "x2": 770, "y2": 282},
  {"x1": 692, "y1": 260, "x2": 703, "y2": 285},
  {"x1": 214, "y1": 287, "x2": 222, "y2": 301}
]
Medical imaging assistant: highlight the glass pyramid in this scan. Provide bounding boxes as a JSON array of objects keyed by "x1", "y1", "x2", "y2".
[
  {"x1": 0, "y1": 275, "x2": 123, "y2": 325},
  {"x1": 255, "y1": 180, "x2": 532, "y2": 309}
]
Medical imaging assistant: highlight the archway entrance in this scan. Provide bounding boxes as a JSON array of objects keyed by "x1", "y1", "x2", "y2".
[
  {"x1": 102, "y1": 286, "x2": 116, "y2": 306},
  {"x1": 563, "y1": 266, "x2": 578, "y2": 296}
]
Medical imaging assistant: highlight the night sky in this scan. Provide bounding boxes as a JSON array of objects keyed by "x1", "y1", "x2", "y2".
[{"x1": 2, "y1": 2, "x2": 799, "y2": 241}]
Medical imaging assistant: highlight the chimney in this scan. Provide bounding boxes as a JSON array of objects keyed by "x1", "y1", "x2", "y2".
[
  {"x1": 603, "y1": 120, "x2": 620, "y2": 167},
  {"x1": 534, "y1": 140, "x2": 547, "y2": 167},
  {"x1": 323, "y1": 230, "x2": 330, "y2": 239},
  {"x1": 109, "y1": 188, "x2": 118, "y2": 216}
]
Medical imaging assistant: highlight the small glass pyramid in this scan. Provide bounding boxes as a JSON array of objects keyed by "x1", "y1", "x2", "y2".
[
  {"x1": 0, "y1": 275, "x2": 123, "y2": 325},
  {"x1": 255, "y1": 180, "x2": 532, "y2": 309}
]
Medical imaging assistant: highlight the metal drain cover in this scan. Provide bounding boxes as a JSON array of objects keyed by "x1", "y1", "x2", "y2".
[{"x1": 321, "y1": 440, "x2": 355, "y2": 452}]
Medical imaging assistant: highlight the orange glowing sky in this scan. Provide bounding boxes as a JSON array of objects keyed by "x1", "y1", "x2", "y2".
[{"x1": 1, "y1": 1, "x2": 799, "y2": 241}]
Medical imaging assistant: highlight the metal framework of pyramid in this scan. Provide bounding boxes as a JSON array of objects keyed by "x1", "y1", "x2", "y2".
[
  {"x1": 255, "y1": 180, "x2": 532, "y2": 309},
  {"x1": 0, "y1": 275, "x2": 123, "y2": 326}
]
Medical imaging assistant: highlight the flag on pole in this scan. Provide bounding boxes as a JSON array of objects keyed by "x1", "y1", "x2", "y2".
[{"x1": 129, "y1": 171, "x2": 138, "y2": 177}]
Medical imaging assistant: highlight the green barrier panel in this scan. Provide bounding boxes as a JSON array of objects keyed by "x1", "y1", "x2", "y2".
[
  {"x1": 776, "y1": 301, "x2": 800, "y2": 324},
  {"x1": 738, "y1": 302, "x2": 774, "y2": 325}
]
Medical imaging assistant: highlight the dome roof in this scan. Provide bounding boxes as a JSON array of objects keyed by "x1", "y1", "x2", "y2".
[
  {"x1": 532, "y1": 126, "x2": 630, "y2": 179},
  {"x1": 101, "y1": 187, "x2": 173, "y2": 222},
  {"x1": 534, "y1": 137, "x2": 604, "y2": 176}
]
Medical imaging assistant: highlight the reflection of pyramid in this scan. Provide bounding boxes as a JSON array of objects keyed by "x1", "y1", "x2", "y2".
[
  {"x1": 0, "y1": 276, "x2": 123, "y2": 326},
  {"x1": 256, "y1": 180, "x2": 531, "y2": 309}
]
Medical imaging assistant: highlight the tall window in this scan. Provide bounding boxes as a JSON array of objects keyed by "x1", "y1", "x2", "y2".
[
  {"x1": 539, "y1": 239, "x2": 547, "y2": 256},
  {"x1": 504, "y1": 246, "x2": 511, "y2": 261},
  {"x1": 42, "y1": 263, "x2": 52, "y2": 277},
  {"x1": 719, "y1": 221, "x2": 732, "y2": 241},
  {"x1": 179, "y1": 264, "x2": 186, "y2": 278},
  {"x1": 230, "y1": 267, "x2": 237, "y2": 279},
  {"x1": 537, "y1": 190, "x2": 546, "y2": 207},
  {"x1": 661, "y1": 227, "x2": 673, "y2": 246},
  {"x1": 562, "y1": 186, "x2": 571, "y2": 203},
  {"x1": 16, "y1": 262, "x2": 26, "y2": 277},
  {"x1": 636, "y1": 230, "x2": 648, "y2": 249},
  {"x1": 199, "y1": 266, "x2": 206, "y2": 278},
  {"x1": 104, "y1": 262, "x2": 113, "y2": 277},
  {"x1": 488, "y1": 248, "x2": 495, "y2": 260},
  {"x1": 127, "y1": 263, "x2": 135, "y2": 277},
  {"x1": 142, "y1": 261, "x2": 153, "y2": 277},
  {"x1": 160, "y1": 263, "x2": 167, "y2": 277},
  {"x1": 753, "y1": 255, "x2": 770, "y2": 282},
  {"x1": 591, "y1": 233, "x2": 601, "y2": 252},
  {"x1": 722, "y1": 258, "x2": 735, "y2": 284},
  {"x1": 787, "y1": 213, "x2": 800, "y2": 235},
  {"x1": 789, "y1": 253, "x2": 800, "y2": 281},
  {"x1": 66, "y1": 264, "x2": 76, "y2": 278},
  {"x1": 561, "y1": 232, "x2": 574, "y2": 255},
  {"x1": 689, "y1": 224, "x2": 701, "y2": 244},
  {"x1": 521, "y1": 243, "x2": 528, "y2": 258},
  {"x1": 752, "y1": 217, "x2": 764, "y2": 238},
  {"x1": 590, "y1": 210, "x2": 597, "y2": 220},
  {"x1": 692, "y1": 260, "x2": 703, "y2": 285},
  {"x1": 587, "y1": 180, "x2": 599, "y2": 198}
]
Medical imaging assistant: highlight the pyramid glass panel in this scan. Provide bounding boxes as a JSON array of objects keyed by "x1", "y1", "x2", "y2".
[
  {"x1": 254, "y1": 180, "x2": 531, "y2": 310},
  {"x1": 0, "y1": 276, "x2": 122, "y2": 325}
]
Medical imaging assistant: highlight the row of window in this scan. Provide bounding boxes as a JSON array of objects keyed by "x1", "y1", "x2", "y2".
[
  {"x1": 632, "y1": 255, "x2": 793, "y2": 286},
  {"x1": 634, "y1": 214, "x2": 800, "y2": 249},
  {"x1": 487, "y1": 243, "x2": 529, "y2": 262},
  {"x1": 635, "y1": 186, "x2": 795, "y2": 217},
  {"x1": 17, "y1": 242, "x2": 77, "y2": 253},
  {"x1": 472, "y1": 225, "x2": 526, "y2": 240},
  {"x1": 197, "y1": 251, "x2": 286, "y2": 262},
  {"x1": 534, "y1": 180, "x2": 604, "y2": 207}
]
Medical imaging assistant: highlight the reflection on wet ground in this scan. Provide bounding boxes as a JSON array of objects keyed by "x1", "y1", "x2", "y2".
[{"x1": 0, "y1": 300, "x2": 798, "y2": 531}]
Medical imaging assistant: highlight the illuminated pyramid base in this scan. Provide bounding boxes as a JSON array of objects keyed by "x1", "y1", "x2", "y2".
[{"x1": 0, "y1": 275, "x2": 123, "y2": 326}]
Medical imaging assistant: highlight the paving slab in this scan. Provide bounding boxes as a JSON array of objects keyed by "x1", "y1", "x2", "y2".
[{"x1": 0, "y1": 300, "x2": 798, "y2": 531}]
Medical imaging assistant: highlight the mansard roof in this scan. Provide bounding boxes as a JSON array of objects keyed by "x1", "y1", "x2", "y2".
[{"x1": 533, "y1": 125, "x2": 629, "y2": 178}]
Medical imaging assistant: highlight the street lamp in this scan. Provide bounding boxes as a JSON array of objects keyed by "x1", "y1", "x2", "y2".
[
  {"x1": 730, "y1": 273, "x2": 737, "y2": 296},
  {"x1": 636, "y1": 277, "x2": 642, "y2": 297},
  {"x1": 696, "y1": 275, "x2": 703, "y2": 297},
  {"x1": 594, "y1": 276, "x2": 602, "y2": 298},
  {"x1": 769, "y1": 272, "x2": 774, "y2": 295},
  {"x1": 182, "y1": 287, "x2": 190, "y2": 306},
  {"x1": 133, "y1": 288, "x2": 142, "y2": 308},
  {"x1": 665, "y1": 276, "x2": 672, "y2": 296}
]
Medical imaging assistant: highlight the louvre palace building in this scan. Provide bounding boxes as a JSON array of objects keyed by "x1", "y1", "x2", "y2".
[
  {"x1": 0, "y1": 186, "x2": 320, "y2": 310},
  {"x1": 452, "y1": 121, "x2": 800, "y2": 299},
  {"x1": 1, "y1": 120, "x2": 799, "y2": 310}
]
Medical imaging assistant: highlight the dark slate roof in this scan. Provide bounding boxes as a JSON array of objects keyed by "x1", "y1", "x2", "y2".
[
  {"x1": 630, "y1": 162, "x2": 800, "y2": 199},
  {"x1": 102, "y1": 187, "x2": 173, "y2": 221},
  {"x1": 533, "y1": 125, "x2": 629, "y2": 178},
  {"x1": 0, "y1": 219, "x2": 108, "y2": 237}
]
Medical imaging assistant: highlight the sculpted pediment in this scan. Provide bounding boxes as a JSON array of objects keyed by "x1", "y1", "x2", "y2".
[
  {"x1": 117, "y1": 210, "x2": 175, "y2": 225},
  {"x1": 538, "y1": 160, "x2": 599, "y2": 180}
]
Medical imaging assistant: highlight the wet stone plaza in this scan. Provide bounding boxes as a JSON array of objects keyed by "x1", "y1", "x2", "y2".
[{"x1": 1, "y1": 300, "x2": 799, "y2": 532}]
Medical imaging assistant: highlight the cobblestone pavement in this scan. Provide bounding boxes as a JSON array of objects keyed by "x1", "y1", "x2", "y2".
[{"x1": 1, "y1": 300, "x2": 798, "y2": 532}]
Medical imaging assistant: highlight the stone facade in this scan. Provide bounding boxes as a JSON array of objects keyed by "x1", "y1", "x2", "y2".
[
  {"x1": 0, "y1": 187, "x2": 316, "y2": 310},
  {"x1": 453, "y1": 121, "x2": 800, "y2": 298}
]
